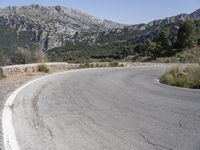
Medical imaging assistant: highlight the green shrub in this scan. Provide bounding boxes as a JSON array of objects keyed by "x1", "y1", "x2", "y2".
[
  {"x1": 160, "y1": 72, "x2": 175, "y2": 85},
  {"x1": 160, "y1": 65, "x2": 200, "y2": 89},
  {"x1": 37, "y1": 63, "x2": 49, "y2": 73},
  {"x1": 174, "y1": 76, "x2": 188, "y2": 87},
  {"x1": 109, "y1": 61, "x2": 119, "y2": 67}
]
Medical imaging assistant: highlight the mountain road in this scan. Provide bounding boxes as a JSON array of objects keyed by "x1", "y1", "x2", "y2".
[{"x1": 4, "y1": 67, "x2": 200, "y2": 150}]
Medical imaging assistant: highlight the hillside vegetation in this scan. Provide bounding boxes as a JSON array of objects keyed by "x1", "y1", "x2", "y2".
[
  {"x1": 0, "y1": 5, "x2": 200, "y2": 65},
  {"x1": 156, "y1": 46, "x2": 200, "y2": 63},
  {"x1": 48, "y1": 20, "x2": 200, "y2": 63}
]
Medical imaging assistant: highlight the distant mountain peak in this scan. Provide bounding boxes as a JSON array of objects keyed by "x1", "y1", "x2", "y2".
[
  {"x1": 1, "y1": 4, "x2": 126, "y2": 29},
  {"x1": 187, "y1": 8, "x2": 200, "y2": 19},
  {"x1": 0, "y1": 5, "x2": 199, "y2": 51},
  {"x1": 0, "y1": 4, "x2": 127, "y2": 50}
]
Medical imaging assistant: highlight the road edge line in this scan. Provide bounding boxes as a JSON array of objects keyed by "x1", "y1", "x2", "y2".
[
  {"x1": 2, "y1": 76, "x2": 47, "y2": 150},
  {"x1": 2, "y1": 66, "x2": 164, "y2": 150},
  {"x1": 2, "y1": 68, "x2": 99, "y2": 150}
]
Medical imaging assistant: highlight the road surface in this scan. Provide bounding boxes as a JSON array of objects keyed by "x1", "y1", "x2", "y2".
[{"x1": 8, "y1": 67, "x2": 200, "y2": 150}]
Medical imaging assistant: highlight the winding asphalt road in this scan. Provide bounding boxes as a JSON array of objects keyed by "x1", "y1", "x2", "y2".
[{"x1": 7, "y1": 67, "x2": 200, "y2": 150}]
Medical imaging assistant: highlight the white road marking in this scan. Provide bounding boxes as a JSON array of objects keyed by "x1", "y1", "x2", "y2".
[
  {"x1": 2, "y1": 68, "x2": 94, "y2": 150},
  {"x1": 2, "y1": 67, "x2": 163, "y2": 150},
  {"x1": 2, "y1": 77, "x2": 45, "y2": 150}
]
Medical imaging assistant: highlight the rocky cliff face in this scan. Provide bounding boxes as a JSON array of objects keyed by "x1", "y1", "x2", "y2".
[
  {"x1": 0, "y1": 4, "x2": 126, "y2": 50},
  {"x1": 0, "y1": 5, "x2": 200, "y2": 51},
  {"x1": 187, "y1": 9, "x2": 200, "y2": 19},
  {"x1": 97, "y1": 9, "x2": 200, "y2": 44}
]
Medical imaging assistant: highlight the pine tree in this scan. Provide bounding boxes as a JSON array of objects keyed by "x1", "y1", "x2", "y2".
[
  {"x1": 157, "y1": 28, "x2": 172, "y2": 56},
  {"x1": 176, "y1": 20, "x2": 196, "y2": 49}
]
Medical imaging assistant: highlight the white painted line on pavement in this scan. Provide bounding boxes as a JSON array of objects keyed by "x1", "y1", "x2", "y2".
[
  {"x1": 2, "y1": 77, "x2": 45, "y2": 150},
  {"x1": 2, "y1": 68, "x2": 95, "y2": 150},
  {"x1": 2, "y1": 67, "x2": 163, "y2": 150}
]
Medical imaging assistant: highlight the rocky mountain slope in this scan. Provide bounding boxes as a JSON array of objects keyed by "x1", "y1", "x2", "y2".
[
  {"x1": 97, "y1": 9, "x2": 200, "y2": 44},
  {"x1": 0, "y1": 4, "x2": 200, "y2": 62},
  {"x1": 0, "y1": 4, "x2": 126, "y2": 50}
]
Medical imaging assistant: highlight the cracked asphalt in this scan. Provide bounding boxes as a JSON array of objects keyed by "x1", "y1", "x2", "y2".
[{"x1": 11, "y1": 67, "x2": 200, "y2": 150}]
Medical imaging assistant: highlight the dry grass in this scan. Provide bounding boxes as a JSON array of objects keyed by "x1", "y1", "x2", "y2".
[
  {"x1": 160, "y1": 65, "x2": 200, "y2": 89},
  {"x1": 109, "y1": 61, "x2": 124, "y2": 67},
  {"x1": 156, "y1": 46, "x2": 200, "y2": 63},
  {"x1": 37, "y1": 63, "x2": 50, "y2": 73}
]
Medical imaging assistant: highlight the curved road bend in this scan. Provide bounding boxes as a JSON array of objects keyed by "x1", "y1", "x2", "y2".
[{"x1": 11, "y1": 67, "x2": 200, "y2": 150}]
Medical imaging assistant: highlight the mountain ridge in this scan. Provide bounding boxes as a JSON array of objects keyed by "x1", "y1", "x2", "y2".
[
  {"x1": 0, "y1": 4, "x2": 126, "y2": 30},
  {"x1": 0, "y1": 4, "x2": 200, "y2": 63},
  {"x1": 96, "y1": 8, "x2": 200, "y2": 44},
  {"x1": 0, "y1": 4, "x2": 128, "y2": 50}
]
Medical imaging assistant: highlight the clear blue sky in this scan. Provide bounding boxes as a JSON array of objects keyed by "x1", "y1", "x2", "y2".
[{"x1": 0, "y1": 0, "x2": 200, "y2": 24}]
